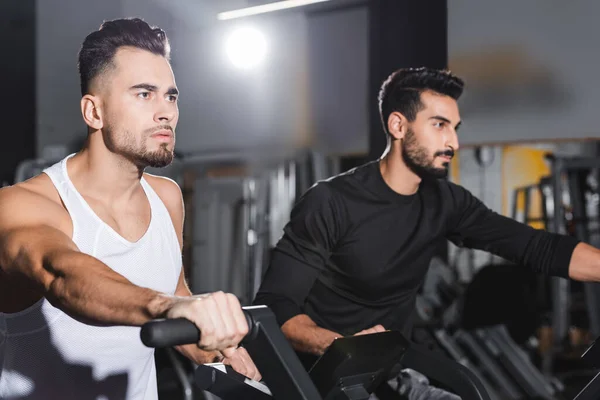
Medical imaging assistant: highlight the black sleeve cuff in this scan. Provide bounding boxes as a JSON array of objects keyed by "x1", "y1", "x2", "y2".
[
  {"x1": 550, "y1": 234, "x2": 581, "y2": 279},
  {"x1": 523, "y1": 231, "x2": 580, "y2": 278}
]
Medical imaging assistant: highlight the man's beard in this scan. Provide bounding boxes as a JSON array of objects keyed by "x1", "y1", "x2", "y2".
[
  {"x1": 104, "y1": 124, "x2": 175, "y2": 169},
  {"x1": 401, "y1": 128, "x2": 453, "y2": 179}
]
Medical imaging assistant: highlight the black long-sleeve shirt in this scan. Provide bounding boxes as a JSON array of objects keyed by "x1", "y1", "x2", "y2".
[{"x1": 254, "y1": 161, "x2": 579, "y2": 339}]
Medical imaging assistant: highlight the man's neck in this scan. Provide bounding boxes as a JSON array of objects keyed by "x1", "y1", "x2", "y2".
[
  {"x1": 378, "y1": 148, "x2": 421, "y2": 195},
  {"x1": 68, "y1": 145, "x2": 144, "y2": 205}
]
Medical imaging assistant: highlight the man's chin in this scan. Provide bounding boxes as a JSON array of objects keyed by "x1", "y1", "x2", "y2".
[
  {"x1": 432, "y1": 170, "x2": 449, "y2": 179},
  {"x1": 147, "y1": 161, "x2": 172, "y2": 169},
  {"x1": 147, "y1": 157, "x2": 174, "y2": 169},
  {"x1": 137, "y1": 152, "x2": 174, "y2": 169},
  {"x1": 420, "y1": 166, "x2": 449, "y2": 180}
]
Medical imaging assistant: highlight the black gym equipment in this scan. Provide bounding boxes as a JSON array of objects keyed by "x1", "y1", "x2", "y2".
[
  {"x1": 573, "y1": 334, "x2": 600, "y2": 400},
  {"x1": 419, "y1": 291, "x2": 600, "y2": 400},
  {"x1": 414, "y1": 257, "x2": 573, "y2": 400},
  {"x1": 141, "y1": 306, "x2": 491, "y2": 400}
]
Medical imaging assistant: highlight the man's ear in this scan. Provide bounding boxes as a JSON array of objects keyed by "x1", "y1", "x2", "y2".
[
  {"x1": 387, "y1": 111, "x2": 409, "y2": 141},
  {"x1": 81, "y1": 94, "x2": 104, "y2": 131}
]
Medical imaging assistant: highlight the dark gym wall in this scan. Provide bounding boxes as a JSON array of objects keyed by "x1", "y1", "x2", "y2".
[
  {"x1": 368, "y1": 0, "x2": 449, "y2": 262},
  {"x1": 0, "y1": 0, "x2": 36, "y2": 185},
  {"x1": 368, "y1": 0, "x2": 448, "y2": 161}
]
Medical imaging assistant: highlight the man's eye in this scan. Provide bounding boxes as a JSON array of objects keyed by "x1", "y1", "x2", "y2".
[{"x1": 138, "y1": 92, "x2": 150, "y2": 99}]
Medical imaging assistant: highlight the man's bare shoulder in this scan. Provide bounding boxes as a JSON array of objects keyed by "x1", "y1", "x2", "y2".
[
  {"x1": 0, "y1": 174, "x2": 71, "y2": 233},
  {"x1": 143, "y1": 173, "x2": 184, "y2": 228},
  {"x1": 144, "y1": 174, "x2": 183, "y2": 210}
]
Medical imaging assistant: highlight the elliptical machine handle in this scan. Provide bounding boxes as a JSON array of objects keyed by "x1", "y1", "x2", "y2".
[{"x1": 140, "y1": 311, "x2": 255, "y2": 348}]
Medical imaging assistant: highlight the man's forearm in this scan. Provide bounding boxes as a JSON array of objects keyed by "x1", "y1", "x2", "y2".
[
  {"x1": 2, "y1": 228, "x2": 174, "y2": 326},
  {"x1": 281, "y1": 314, "x2": 341, "y2": 355},
  {"x1": 568, "y1": 242, "x2": 600, "y2": 281},
  {"x1": 47, "y1": 250, "x2": 175, "y2": 325}
]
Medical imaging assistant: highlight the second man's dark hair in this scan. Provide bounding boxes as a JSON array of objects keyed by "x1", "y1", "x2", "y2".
[
  {"x1": 378, "y1": 67, "x2": 464, "y2": 136},
  {"x1": 77, "y1": 17, "x2": 170, "y2": 96}
]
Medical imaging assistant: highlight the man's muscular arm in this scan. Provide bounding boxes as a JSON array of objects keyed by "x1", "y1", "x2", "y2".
[
  {"x1": 0, "y1": 214, "x2": 170, "y2": 325},
  {"x1": 0, "y1": 185, "x2": 246, "y2": 352}
]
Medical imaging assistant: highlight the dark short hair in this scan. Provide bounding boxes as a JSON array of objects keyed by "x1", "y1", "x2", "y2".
[
  {"x1": 378, "y1": 67, "x2": 464, "y2": 135},
  {"x1": 77, "y1": 18, "x2": 170, "y2": 95}
]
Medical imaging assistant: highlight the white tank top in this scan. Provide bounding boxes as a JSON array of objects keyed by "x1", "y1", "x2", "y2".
[{"x1": 0, "y1": 154, "x2": 182, "y2": 399}]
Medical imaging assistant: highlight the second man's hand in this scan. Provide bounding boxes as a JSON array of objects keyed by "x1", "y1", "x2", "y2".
[
  {"x1": 222, "y1": 346, "x2": 262, "y2": 381},
  {"x1": 354, "y1": 324, "x2": 386, "y2": 336}
]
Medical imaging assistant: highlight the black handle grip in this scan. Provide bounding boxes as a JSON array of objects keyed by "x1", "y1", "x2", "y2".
[
  {"x1": 140, "y1": 310, "x2": 256, "y2": 348},
  {"x1": 141, "y1": 318, "x2": 200, "y2": 347}
]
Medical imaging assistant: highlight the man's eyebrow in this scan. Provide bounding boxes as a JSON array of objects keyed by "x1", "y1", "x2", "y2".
[
  {"x1": 130, "y1": 83, "x2": 158, "y2": 92},
  {"x1": 130, "y1": 84, "x2": 179, "y2": 96},
  {"x1": 429, "y1": 115, "x2": 451, "y2": 124}
]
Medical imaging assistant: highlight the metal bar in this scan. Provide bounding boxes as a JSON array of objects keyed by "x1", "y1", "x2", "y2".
[
  {"x1": 476, "y1": 328, "x2": 555, "y2": 399},
  {"x1": 524, "y1": 187, "x2": 531, "y2": 226},
  {"x1": 242, "y1": 178, "x2": 254, "y2": 305},
  {"x1": 511, "y1": 188, "x2": 520, "y2": 221},
  {"x1": 568, "y1": 171, "x2": 589, "y2": 241},
  {"x1": 182, "y1": 169, "x2": 196, "y2": 292},
  {"x1": 165, "y1": 348, "x2": 193, "y2": 400},
  {"x1": 549, "y1": 158, "x2": 570, "y2": 374},
  {"x1": 454, "y1": 330, "x2": 521, "y2": 400},
  {"x1": 573, "y1": 372, "x2": 600, "y2": 400},
  {"x1": 487, "y1": 326, "x2": 557, "y2": 398}
]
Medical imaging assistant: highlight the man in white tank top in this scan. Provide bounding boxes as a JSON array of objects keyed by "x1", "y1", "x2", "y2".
[{"x1": 0, "y1": 18, "x2": 259, "y2": 399}]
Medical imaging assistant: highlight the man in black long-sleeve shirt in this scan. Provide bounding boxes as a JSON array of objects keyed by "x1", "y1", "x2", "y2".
[{"x1": 254, "y1": 68, "x2": 598, "y2": 399}]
